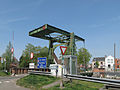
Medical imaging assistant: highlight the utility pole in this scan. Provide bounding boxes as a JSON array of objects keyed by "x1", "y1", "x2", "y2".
[
  {"x1": 83, "y1": 41, "x2": 86, "y2": 72},
  {"x1": 12, "y1": 31, "x2": 14, "y2": 63},
  {"x1": 114, "y1": 43, "x2": 116, "y2": 72}
]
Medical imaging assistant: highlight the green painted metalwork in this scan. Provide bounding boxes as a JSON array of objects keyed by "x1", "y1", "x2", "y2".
[
  {"x1": 29, "y1": 24, "x2": 85, "y2": 42},
  {"x1": 29, "y1": 24, "x2": 85, "y2": 66},
  {"x1": 70, "y1": 32, "x2": 75, "y2": 55}
]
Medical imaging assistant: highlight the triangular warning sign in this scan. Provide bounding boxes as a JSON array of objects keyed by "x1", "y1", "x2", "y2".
[{"x1": 60, "y1": 46, "x2": 67, "y2": 55}]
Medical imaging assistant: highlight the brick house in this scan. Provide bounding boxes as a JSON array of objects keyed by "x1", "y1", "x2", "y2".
[
  {"x1": 115, "y1": 59, "x2": 120, "y2": 71},
  {"x1": 92, "y1": 57, "x2": 105, "y2": 69},
  {"x1": 92, "y1": 57, "x2": 105, "y2": 77}
]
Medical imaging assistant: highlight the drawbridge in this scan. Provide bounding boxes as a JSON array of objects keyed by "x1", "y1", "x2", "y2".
[{"x1": 29, "y1": 24, "x2": 85, "y2": 66}]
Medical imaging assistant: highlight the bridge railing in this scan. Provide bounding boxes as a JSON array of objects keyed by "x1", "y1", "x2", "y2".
[{"x1": 11, "y1": 68, "x2": 51, "y2": 75}]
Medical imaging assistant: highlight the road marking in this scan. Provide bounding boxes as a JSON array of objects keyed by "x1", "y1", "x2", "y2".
[
  {"x1": 5, "y1": 81, "x2": 10, "y2": 83},
  {"x1": 0, "y1": 81, "x2": 2, "y2": 84}
]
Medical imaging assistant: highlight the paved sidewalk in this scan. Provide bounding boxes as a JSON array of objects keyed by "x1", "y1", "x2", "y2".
[
  {"x1": 42, "y1": 78, "x2": 69, "y2": 89},
  {"x1": 42, "y1": 80, "x2": 61, "y2": 89},
  {"x1": 0, "y1": 79, "x2": 30, "y2": 90},
  {"x1": 0, "y1": 74, "x2": 30, "y2": 90}
]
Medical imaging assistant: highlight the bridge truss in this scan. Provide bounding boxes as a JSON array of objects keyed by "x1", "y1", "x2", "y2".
[{"x1": 29, "y1": 24, "x2": 85, "y2": 66}]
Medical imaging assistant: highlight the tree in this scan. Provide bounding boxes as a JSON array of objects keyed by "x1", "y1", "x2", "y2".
[
  {"x1": 95, "y1": 61, "x2": 99, "y2": 68},
  {"x1": 77, "y1": 48, "x2": 92, "y2": 68},
  {"x1": 0, "y1": 61, "x2": 3, "y2": 70},
  {"x1": 19, "y1": 43, "x2": 49, "y2": 68},
  {"x1": 2, "y1": 42, "x2": 13, "y2": 71},
  {"x1": 19, "y1": 53, "x2": 31, "y2": 67},
  {"x1": 19, "y1": 43, "x2": 36, "y2": 68}
]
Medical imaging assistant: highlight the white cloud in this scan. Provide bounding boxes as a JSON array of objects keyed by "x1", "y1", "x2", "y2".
[
  {"x1": 6, "y1": 17, "x2": 28, "y2": 24},
  {"x1": 111, "y1": 16, "x2": 120, "y2": 21},
  {"x1": 88, "y1": 24, "x2": 104, "y2": 28},
  {"x1": 0, "y1": 8, "x2": 19, "y2": 15}
]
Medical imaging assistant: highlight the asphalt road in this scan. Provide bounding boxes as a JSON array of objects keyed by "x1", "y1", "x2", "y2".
[{"x1": 0, "y1": 74, "x2": 30, "y2": 90}]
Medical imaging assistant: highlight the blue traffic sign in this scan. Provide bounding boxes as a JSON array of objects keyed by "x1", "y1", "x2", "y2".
[{"x1": 37, "y1": 57, "x2": 47, "y2": 68}]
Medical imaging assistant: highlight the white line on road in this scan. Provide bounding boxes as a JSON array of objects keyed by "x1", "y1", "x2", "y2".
[
  {"x1": 0, "y1": 81, "x2": 2, "y2": 84},
  {"x1": 5, "y1": 81, "x2": 10, "y2": 83}
]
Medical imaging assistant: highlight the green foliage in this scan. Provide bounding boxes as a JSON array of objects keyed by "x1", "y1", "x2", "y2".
[
  {"x1": 16, "y1": 75, "x2": 58, "y2": 89},
  {"x1": 0, "y1": 71, "x2": 9, "y2": 76},
  {"x1": 19, "y1": 54, "x2": 30, "y2": 67},
  {"x1": 95, "y1": 61, "x2": 99, "y2": 68},
  {"x1": 1, "y1": 42, "x2": 18, "y2": 72},
  {"x1": 0, "y1": 62, "x2": 3, "y2": 70},
  {"x1": 2, "y1": 42, "x2": 13, "y2": 71},
  {"x1": 19, "y1": 43, "x2": 48, "y2": 68},
  {"x1": 77, "y1": 48, "x2": 92, "y2": 65},
  {"x1": 48, "y1": 80, "x2": 104, "y2": 90}
]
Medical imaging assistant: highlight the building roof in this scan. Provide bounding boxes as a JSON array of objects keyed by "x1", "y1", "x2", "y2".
[{"x1": 93, "y1": 57, "x2": 105, "y2": 62}]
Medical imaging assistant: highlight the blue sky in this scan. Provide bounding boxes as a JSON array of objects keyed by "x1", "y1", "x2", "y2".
[{"x1": 0, "y1": 0, "x2": 120, "y2": 61}]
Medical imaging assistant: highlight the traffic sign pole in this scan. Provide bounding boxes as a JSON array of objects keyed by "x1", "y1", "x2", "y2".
[
  {"x1": 60, "y1": 56, "x2": 64, "y2": 88},
  {"x1": 11, "y1": 48, "x2": 14, "y2": 64},
  {"x1": 30, "y1": 52, "x2": 34, "y2": 60},
  {"x1": 30, "y1": 52, "x2": 34, "y2": 88},
  {"x1": 60, "y1": 46, "x2": 67, "y2": 88}
]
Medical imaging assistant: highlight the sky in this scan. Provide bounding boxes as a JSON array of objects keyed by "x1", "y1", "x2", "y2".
[{"x1": 0, "y1": 0, "x2": 120, "y2": 61}]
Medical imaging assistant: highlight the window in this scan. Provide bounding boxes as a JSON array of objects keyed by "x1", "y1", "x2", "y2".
[
  {"x1": 108, "y1": 64, "x2": 111, "y2": 68},
  {"x1": 117, "y1": 61, "x2": 119, "y2": 64},
  {"x1": 117, "y1": 65, "x2": 119, "y2": 68},
  {"x1": 108, "y1": 59, "x2": 110, "y2": 63},
  {"x1": 101, "y1": 62, "x2": 103, "y2": 65},
  {"x1": 111, "y1": 59, "x2": 113, "y2": 63}
]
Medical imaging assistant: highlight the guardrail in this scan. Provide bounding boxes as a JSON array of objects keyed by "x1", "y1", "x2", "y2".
[
  {"x1": 28, "y1": 71, "x2": 51, "y2": 76},
  {"x1": 64, "y1": 74, "x2": 120, "y2": 86},
  {"x1": 78, "y1": 72, "x2": 93, "y2": 77}
]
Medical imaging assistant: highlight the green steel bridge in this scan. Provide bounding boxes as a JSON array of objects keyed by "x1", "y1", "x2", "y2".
[{"x1": 29, "y1": 24, "x2": 85, "y2": 66}]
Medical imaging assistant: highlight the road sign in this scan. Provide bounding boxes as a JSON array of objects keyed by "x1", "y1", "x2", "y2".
[
  {"x1": 29, "y1": 63, "x2": 35, "y2": 69},
  {"x1": 60, "y1": 46, "x2": 67, "y2": 55},
  {"x1": 37, "y1": 57, "x2": 46, "y2": 68},
  {"x1": 30, "y1": 52, "x2": 34, "y2": 59},
  {"x1": 11, "y1": 48, "x2": 14, "y2": 53}
]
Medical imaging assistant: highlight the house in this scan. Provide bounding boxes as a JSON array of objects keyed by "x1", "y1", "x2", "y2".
[
  {"x1": 92, "y1": 55, "x2": 115, "y2": 72},
  {"x1": 105, "y1": 55, "x2": 114, "y2": 71},
  {"x1": 92, "y1": 57, "x2": 105, "y2": 77},
  {"x1": 92, "y1": 57, "x2": 105, "y2": 69},
  {"x1": 115, "y1": 59, "x2": 120, "y2": 71}
]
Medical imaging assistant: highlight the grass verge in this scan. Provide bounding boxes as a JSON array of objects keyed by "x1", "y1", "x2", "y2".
[
  {"x1": 17, "y1": 74, "x2": 104, "y2": 90},
  {"x1": 16, "y1": 74, "x2": 59, "y2": 89},
  {"x1": 0, "y1": 71, "x2": 10, "y2": 76},
  {"x1": 47, "y1": 80, "x2": 104, "y2": 90}
]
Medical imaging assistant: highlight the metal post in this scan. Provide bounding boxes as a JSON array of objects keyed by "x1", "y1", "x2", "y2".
[
  {"x1": 70, "y1": 32, "x2": 75, "y2": 55},
  {"x1": 114, "y1": 43, "x2": 116, "y2": 72},
  {"x1": 48, "y1": 40, "x2": 53, "y2": 67},
  {"x1": 76, "y1": 56, "x2": 77, "y2": 75},
  {"x1": 70, "y1": 56, "x2": 72, "y2": 74},
  {"x1": 60, "y1": 56, "x2": 64, "y2": 88},
  {"x1": 12, "y1": 31, "x2": 14, "y2": 63},
  {"x1": 4, "y1": 59, "x2": 5, "y2": 71}
]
